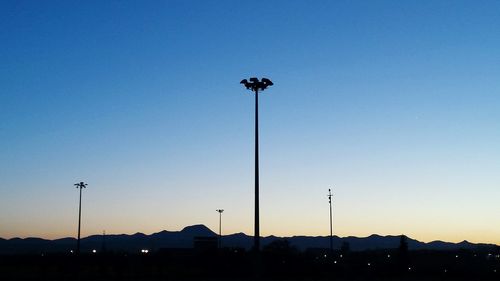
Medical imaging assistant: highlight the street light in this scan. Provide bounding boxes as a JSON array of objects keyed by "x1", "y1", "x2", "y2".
[
  {"x1": 74, "y1": 181, "x2": 87, "y2": 254},
  {"x1": 216, "y1": 209, "x2": 224, "y2": 248},
  {"x1": 240, "y1": 77, "x2": 273, "y2": 252},
  {"x1": 328, "y1": 188, "x2": 333, "y2": 255}
]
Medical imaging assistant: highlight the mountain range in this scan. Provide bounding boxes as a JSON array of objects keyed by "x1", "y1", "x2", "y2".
[{"x1": 0, "y1": 224, "x2": 497, "y2": 254}]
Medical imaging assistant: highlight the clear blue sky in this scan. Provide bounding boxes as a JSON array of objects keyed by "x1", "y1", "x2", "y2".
[{"x1": 1, "y1": 0, "x2": 499, "y2": 244}]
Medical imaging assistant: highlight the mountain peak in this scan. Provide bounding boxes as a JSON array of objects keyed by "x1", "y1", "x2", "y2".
[
  {"x1": 154, "y1": 230, "x2": 171, "y2": 235},
  {"x1": 181, "y1": 224, "x2": 216, "y2": 236}
]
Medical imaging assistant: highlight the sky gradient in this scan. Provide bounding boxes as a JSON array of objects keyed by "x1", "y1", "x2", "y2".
[{"x1": 1, "y1": 0, "x2": 499, "y2": 244}]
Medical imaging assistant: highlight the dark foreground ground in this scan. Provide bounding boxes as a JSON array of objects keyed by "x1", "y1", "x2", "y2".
[{"x1": 1, "y1": 247, "x2": 499, "y2": 281}]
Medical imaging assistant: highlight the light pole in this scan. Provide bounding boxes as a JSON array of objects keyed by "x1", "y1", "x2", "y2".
[
  {"x1": 75, "y1": 181, "x2": 87, "y2": 254},
  {"x1": 216, "y1": 209, "x2": 224, "y2": 248},
  {"x1": 328, "y1": 188, "x2": 333, "y2": 255},
  {"x1": 240, "y1": 77, "x2": 273, "y2": 252}
]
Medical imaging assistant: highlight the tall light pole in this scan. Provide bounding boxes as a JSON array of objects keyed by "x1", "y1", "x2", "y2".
[
  {"x1": 216, "y1": 209, "x2": 224, "y2": 249},
  {"x1": 328, "y1": 188, "x2": 333, "y2": 255},
  {"x1": 240, "y1": 77, "x2": 273, "y2": 252},
  {"x1": 75, "y1": 181, "x2": 87, "y2": 254}
]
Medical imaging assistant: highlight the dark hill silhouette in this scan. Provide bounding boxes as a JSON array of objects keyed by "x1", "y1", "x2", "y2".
[
  {"x1": 179, "y1": 224, "x2": 216, "y2": 236},
  {"x1": 0, "y1": 225, "x2": 497, "y2": 254}
]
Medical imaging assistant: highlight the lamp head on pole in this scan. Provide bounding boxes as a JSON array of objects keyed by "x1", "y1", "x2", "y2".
[
  {"x1": 216, "y1": 209, "x2": 224, "y2": 214},
  {"x1": 75, "y1": 182, "x2": 87, "y2": 189},
  {"x1": 240, "y1": 77, "x2": 273, "y2": 93}
]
